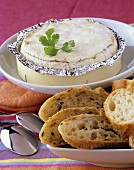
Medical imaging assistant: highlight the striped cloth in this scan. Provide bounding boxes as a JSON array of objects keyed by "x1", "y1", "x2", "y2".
[
  {"x1": 0, "y1": 141, "x2": 95, "y2": 170},
  {"x1": 0, "y1": 24, "x2": 134, "y2": 169}
]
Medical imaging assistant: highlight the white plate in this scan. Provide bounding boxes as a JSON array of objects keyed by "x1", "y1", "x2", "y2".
[
  {"x1": 47, "y1": 145, "x2": 134, "y2": 168},
  {"x1": 0, "y1": 18, "x2": 134, "y2": 94}
]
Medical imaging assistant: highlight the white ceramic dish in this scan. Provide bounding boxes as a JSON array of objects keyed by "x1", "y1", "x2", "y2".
[
  {"x1": 0, "y1": 18, "x2": 134, "y2": 94},
  {"x1": 47, "y1": 145, "x2": 134, "y2": 168}
]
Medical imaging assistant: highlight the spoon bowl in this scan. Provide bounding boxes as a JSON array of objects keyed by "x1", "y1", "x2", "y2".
[
  {"x1": 16, "y1": 112, "x2": 44, "y2": 133},
  {"x1": 1, "y1": 125, "x2": 38, "y2": 156}
]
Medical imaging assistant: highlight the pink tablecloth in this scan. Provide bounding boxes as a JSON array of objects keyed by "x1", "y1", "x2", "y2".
[{"x1": 1, "y1": 0, "x2": 134, "y2": 45}]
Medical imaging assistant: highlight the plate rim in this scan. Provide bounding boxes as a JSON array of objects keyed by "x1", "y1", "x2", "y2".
[
  {"x1": 47, "y1": 144, "x2": 134, "y2": 167},
  {"x1": 47, "y1": 144, "x2": 134, "y2": 153}
]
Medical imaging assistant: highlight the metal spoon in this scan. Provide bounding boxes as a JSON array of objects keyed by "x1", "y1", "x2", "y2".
[
  {"x1": 16, "y1": 112, "x2": 44, "y2": 133},
  {"x1": 1, "y1": 125, "x2": 38, "y2": 156},
  {"x1": 0, "y1": 112, "x2": 44, "y2": 155}
]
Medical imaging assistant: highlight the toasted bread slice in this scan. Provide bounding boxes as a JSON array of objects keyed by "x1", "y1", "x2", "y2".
[
  {"x1": 39, "y1": 106, "x2": 100, "y2": 146},
  {"x1": 39, "y1": 86, "x2": 109, "y2": 121},
  {"x1": 104, "y1": 86, "x2": 134, "y2": 136},
  {"x1": 58, "y1": 114, "x2": 128, "y2": 149}
]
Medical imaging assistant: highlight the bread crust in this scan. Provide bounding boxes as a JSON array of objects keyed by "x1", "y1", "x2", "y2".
[{"x1": 112, "y1": 79, "x2": 134, "y2": 91}]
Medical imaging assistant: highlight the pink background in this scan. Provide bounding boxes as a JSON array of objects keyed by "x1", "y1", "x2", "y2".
[{"x1": 1, "y1": 0, "x2": 134, "y2": 45}]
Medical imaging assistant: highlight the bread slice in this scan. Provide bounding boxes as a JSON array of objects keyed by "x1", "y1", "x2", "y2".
[
  {"x1": 39, "y1": 86, "x2": 109, "y2": 121},
  {"x1": 112, "y1": 79, "x2": 134, "y2": 91},
  {"x1": 58, "y1": 114, "x2": 128, "y2": 149},
  {"x1": 39, "y1": 106, "x2": 101, "y2": 146},
  {"x1": 104, "y1": 87, "x2": 134, "y2": 136}
]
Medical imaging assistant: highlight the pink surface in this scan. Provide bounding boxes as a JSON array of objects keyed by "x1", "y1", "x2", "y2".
[{"x1": 0, "y1": 0, "x2": 134, "y2": 45}]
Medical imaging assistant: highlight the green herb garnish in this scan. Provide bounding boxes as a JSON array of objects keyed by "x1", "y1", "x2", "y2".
[{"x1": 39, "y1": 28, "x2": 75, "y2": 56}]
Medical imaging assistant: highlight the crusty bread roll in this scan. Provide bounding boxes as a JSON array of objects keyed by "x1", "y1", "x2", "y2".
[
  {"x1": 58, "y1": 114, "x2": 128, "y2": 149},
  {"x1": 112, "y1": 79, "x2": 134, "y2": 91},
  {"x1": 39, "y1": 86, "x2": 109, "y2": 121},
  {"x1": 104, "y1": 84, "x2": 134, "y2": 136},
  {"x1": 39, "y1": 106, "x2": 101, "y2": 146}
]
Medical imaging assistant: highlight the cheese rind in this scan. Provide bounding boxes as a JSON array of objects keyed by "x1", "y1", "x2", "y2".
[{"x1": 20, "y1": 19, "x2": 118, "y2": 69}]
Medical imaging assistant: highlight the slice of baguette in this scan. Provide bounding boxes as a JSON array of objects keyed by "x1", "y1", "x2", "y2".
[
  {"x1": 112, "y1": 79, "x2": 134, "y2": 91},
  {"x1": 39, "y1": 106, "x2": 100, "y2": 146},
  {"x1": 39, "y1": 86, "x2": 109, "y2": 121},
  {"x1": 104, "y1": 87, "x2": 134, "y2": 136},
  {"x1": 58, "y1": 114, "x2": 128, "y2": 149}
]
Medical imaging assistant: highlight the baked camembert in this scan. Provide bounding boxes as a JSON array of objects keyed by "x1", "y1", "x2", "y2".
[
  {"x1": 16, "y1": 18, "x2": 124, "y2": 86},
  {"x1": 21, "y1": 19, "x2": 117, "y2": 69}
]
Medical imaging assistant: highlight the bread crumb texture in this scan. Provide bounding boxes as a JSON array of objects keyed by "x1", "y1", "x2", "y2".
[
  {"x1": 58, "y1": 114, "x2": 128, "y2": 149},
  {"x1": 39, "y1": 106, "x2": 101, "y2": 146}
]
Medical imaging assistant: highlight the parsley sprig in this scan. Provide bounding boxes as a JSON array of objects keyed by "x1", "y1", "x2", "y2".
[{"x1": 39, "y1": 28, "x2": 75, "y2": 56}]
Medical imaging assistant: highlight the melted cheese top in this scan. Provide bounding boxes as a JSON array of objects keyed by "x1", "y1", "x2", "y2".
[{"x1": 20, "y1": 19, "x2": 117, "y2": 69}]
